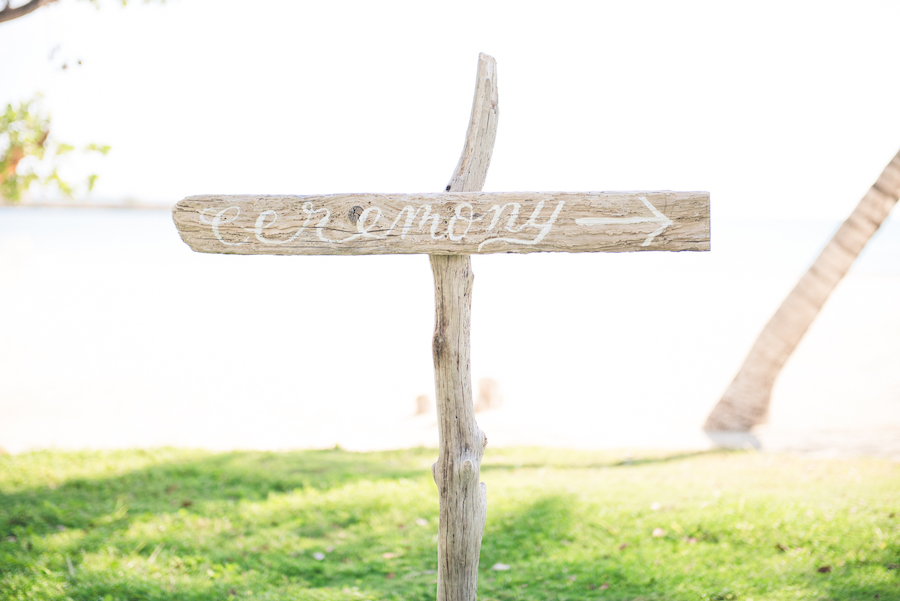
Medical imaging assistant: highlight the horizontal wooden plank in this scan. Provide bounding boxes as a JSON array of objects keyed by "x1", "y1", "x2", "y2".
[{"x1": 173, "y1": 191, "x2": 709, "y2": 255}]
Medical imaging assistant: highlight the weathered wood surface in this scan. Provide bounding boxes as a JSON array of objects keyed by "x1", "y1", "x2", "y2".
[
  {"x1": 432, "y1": 255, "x2": 484, "y2": 601},
  {"x1": 431, "y1": 51, "x2": 494, "y2": 601},
  {"x1": 172, "y1": 190, "x2": 710, "y2": 255}
]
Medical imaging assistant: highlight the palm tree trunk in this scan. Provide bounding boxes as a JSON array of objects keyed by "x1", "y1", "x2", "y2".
[{"x1": 704, "y1": 149, "x2": 900, "y2": 432}]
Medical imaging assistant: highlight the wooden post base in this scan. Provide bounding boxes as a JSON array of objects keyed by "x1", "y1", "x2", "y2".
[{"x1": 431, "y1": 254, "x2": 488, "y2": 601}]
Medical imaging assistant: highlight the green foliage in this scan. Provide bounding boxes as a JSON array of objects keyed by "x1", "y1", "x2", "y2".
[
  {"x1": 0, "y1": 447, "x2": 898, "y2": 601},
  {"x1": 0, "y1": 95, "x2": 109, "y2": 203}
]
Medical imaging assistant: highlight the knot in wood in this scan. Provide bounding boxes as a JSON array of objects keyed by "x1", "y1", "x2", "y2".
[
  {"x1": 432, "y1": 334, "x2": 444, "y2": 357},
  {"x1": 348, "y1": 205, "x2": 363, "y2": 224}
]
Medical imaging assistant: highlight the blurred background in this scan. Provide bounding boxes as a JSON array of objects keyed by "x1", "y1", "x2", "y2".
[{"x1": 2, "y1": 0, "x2": 899, "y2": 455}]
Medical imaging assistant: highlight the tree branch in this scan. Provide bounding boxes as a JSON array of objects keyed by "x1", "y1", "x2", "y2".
[
  {"x1": 431, "y1": 52, "x2": 498, "y2": 601},
  {"x1": 0, "y1": 0, "x2": 59, "y2": 24}
]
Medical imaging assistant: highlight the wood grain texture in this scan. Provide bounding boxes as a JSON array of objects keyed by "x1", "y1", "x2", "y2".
[
  {"x1": 431, "y1": 253, "x2": 485, "y2": 601},
  {"x1": 445, "y1": 53, "x2": 498, "y2": 193},
  {"x1": 172, "y1": 190, "x2": 710, "y2": 255},
  {"x1": 430, "y1": 52, "x2": 496, "y2": 601}
]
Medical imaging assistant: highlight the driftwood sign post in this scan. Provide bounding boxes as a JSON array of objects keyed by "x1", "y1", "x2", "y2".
[{"x1": 173, "y1": 54, "x2": 710, "y2": 601}]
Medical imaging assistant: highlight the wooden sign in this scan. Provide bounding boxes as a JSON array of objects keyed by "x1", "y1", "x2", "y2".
[
  {"x1": 172, "y1": 52, "x2": 711, "y2": 601},
  {"x1": 173, "y1": 191, "x2": 710, "y2": 255}
]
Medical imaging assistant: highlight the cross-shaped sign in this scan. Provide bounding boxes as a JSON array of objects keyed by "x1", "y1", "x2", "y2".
[{"x1": 173, "y1": 54, "x2": 710, "y2": 601}]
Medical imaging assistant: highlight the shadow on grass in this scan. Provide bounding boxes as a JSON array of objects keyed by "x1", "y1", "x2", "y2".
[
  {"x1": 1, "y1": 447, "x2": 430, "y2": 530},
  {"x1": 2, "y1": 448, "x2": 897, "y2": 601},
  {"x1": 1, "y1": 448, "x2": 441, "y2": 600},
  {"x1": 2, "y1": 446, "x2": 729, "y2": 540},
  {"x1": 480, "y1": 447, "x2": 738, "y2": 473},
  {"x1": 482, "y1": 495, "x2": 576, "y2": 563}
]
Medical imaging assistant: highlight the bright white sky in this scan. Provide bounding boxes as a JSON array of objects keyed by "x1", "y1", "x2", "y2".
[
  {"x1": 2, "y1": 0, "x2": 899, "y2": 219},
  {"x1": 4, "y1": 1, "x2": 900, "y2": 452}
]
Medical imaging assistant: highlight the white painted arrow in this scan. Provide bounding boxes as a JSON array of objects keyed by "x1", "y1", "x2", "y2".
[{"x1": 575, "y1": 196, "x2": 673, "y2": 246}]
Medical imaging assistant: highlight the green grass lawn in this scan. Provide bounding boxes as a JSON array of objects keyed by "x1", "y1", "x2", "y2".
[{"x1": 0, "y1": 447, "x2": 897, "y2": 601}]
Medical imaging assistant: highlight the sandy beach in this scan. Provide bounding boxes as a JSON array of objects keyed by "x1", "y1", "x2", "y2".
[{"x1": 1, "y1": 208, "x2": 898, "y2": 458}]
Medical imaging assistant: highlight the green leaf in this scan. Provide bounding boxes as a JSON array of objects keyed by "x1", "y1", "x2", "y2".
[
  {"x1": 0, "y1": 95, "x2": 109, "y2": 202},
  {"x1": 85, "y1": 143, "x2": 112, "y2": 155}
]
